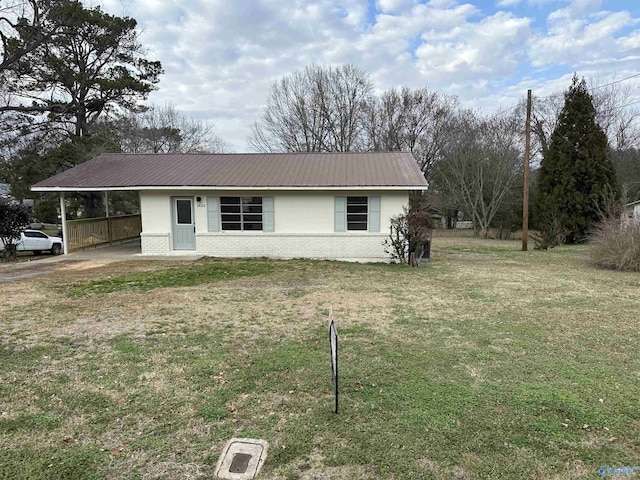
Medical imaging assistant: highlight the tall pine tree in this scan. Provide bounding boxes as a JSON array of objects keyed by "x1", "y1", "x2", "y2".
[
  {"x1": 535, "y1": 75, "x2": 617, "y2": 244},
  {"x1": 0, "y1": 0, "x2": 162, "y2": 137}
]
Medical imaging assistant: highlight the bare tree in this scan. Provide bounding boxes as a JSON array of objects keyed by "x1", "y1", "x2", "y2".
[
  {"x1": 249, "y1": 69, "x2": 325, "y2": 152},
  {"x1": 433, "y1": 111, "x2": 523, "y2": 238},
  {"x1": 250, "y1": 64, "x2": 460, "y2": 183},
  {"x1": 527, "y1": 92, "x2": 563, "y2": 164},
  {"x1": 590, "y1": 78, "x2": 640, "y2": 150},
  {"x1": 110, "y1": 103, "x2": 228, "y2": 154},
  {"x1": 365, "y1": 86, "x2": 457, "y2": 179},
  {"x1": 248, "y1": 64, "x2": 373, "y2": 152}
]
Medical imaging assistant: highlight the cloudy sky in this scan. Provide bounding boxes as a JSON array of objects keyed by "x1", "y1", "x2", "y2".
[{"x1": 97, "y1": 0, "x2": 640, "y2": 151}]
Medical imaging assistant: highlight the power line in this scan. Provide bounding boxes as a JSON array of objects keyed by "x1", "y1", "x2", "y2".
[
  {"x1": 613, "y1": 99, "x2": 640, "y2": 112},
  {"x1": 589, "y1": 73, "x2": 640, "y2": 91},
  {"x1": 532, "y1": 72, "x2": 640, "y2": 100},
  {"x1": 495, "y1": 103, "x2": 520, "y2": 115},
  {"x1": 494, "y1": 74, "x2": 640, "y2": 115}
]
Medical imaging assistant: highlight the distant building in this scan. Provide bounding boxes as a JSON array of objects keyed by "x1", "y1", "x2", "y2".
[
  {"x1": 625, "y1": 199, "x2": 640, "y2": 221},
  {"x1": 0, "y1": 183, "x2": 14, "y2": 204}
]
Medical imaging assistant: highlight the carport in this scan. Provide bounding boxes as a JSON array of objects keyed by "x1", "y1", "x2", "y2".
[{"x1": 30, "y1": 189, "x2": 141, "y2": 256}]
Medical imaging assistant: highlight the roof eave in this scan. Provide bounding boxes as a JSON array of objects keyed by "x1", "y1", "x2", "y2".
[{"x1": 32, "y1": 184, "x2": 427, "y2": 192}]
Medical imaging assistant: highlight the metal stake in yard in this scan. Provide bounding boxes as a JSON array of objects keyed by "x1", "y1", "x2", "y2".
[
  {"x1": 522, "y1": 89, "x2": 532, "y2": 252},
  {"x1": 329, "y1": 308, "x2": 338, "y2": 414}
]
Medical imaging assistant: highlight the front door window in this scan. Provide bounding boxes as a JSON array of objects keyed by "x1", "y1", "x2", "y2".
[{"x1": 176, "y1": 199, "x2": 192, "y2": 224}]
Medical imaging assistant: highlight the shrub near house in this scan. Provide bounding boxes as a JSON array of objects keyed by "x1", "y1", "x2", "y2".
[
  {"x1": 590, "y1": 216, "x2": 640, "y2": 271},
  {"x1": 0, "y1": 202, "x2": 30, "y2": 260}
]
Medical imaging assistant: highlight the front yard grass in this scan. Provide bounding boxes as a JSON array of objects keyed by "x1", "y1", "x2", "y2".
[{"x1": 1, "y1": 235, "x2": 639, "y2": 479}]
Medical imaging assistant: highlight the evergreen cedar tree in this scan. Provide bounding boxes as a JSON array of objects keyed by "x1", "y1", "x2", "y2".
[{"x1": 535, "y1": 75, "x2": 618, "y2": 244}]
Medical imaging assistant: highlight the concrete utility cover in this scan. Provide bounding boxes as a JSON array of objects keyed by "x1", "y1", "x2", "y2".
[{"x1": 215, "y1": 438, "x2": 268, "y2": 480}]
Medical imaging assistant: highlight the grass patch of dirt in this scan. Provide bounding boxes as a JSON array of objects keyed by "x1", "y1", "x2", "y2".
[{"x1": 64, "y1": 257, "x2": 279, "y2": 295}]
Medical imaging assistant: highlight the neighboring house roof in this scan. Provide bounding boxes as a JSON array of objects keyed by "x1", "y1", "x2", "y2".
[{"x1": 32, "y1": 152, "x2": 428, "y2": 192}]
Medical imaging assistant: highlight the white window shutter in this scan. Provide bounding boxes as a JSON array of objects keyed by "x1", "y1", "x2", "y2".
[
  {"x1": 335, "y1": 196, "x2": 346, "y2": 232},
  {"x1": 207, "y1": 197, "x2": 220, "y2": 232},
  {"x1": 369, "y1": 196, "x2": 381, "y2": 232},
  {"x1": 263, "y1": 196, "x2": 274, "y2": 232}
]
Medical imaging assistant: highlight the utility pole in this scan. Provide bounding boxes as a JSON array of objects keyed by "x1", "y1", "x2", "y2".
[{"x1": 522, "y1": 89, "x2": 532, "y2": 252}]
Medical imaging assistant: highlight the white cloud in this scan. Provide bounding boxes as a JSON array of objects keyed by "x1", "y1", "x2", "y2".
[
  {"x1": 568, "y1": 0, "x2": 602, "y2": 17},
  {"x1": 530, "y1": 4, "x2": 637, "y2": 69},
  {"x1": 497, "y1": 0, "x2": 521, "y2": 7},
  {"x1": 527, "y1": 0, "x2": 561, "y2": 6},
  {"x1": 427, "y1": 0, "x2": 458, "y2": 8},
  {"x1": 376, "y1": 0, "x2": 415, "y2": 14},
  {"x1": 415, "y1": 11, "x2": 531, "y2": 87},
  {"x1": 91, "y1": 0, "x2": 640, "y2": 151}
]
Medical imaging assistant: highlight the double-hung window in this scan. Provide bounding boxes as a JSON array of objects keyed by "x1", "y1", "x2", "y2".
[{"x1": 220, "y1": 196, "x2": 263, "y2": 231}]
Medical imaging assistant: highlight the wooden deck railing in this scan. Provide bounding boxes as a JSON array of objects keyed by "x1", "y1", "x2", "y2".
[{"x1": 66, "y1": 214, "x2": 141, "y2": 250}]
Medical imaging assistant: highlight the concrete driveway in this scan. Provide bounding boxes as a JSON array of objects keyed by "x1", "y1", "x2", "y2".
[{"x1": 0, "y1": 240, "x2": 201, "y2": 283}]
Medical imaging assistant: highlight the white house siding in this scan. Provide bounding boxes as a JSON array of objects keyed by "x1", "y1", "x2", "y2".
[
  {"x1": 139, "y1": 190, "x2": 408, "y2": 261},
  {"x1": 273, "y1": 192, "x2": 335, "y2": 233},
  {"x1": 140, "y1": 191, "x2": 172, "y2": 232}
]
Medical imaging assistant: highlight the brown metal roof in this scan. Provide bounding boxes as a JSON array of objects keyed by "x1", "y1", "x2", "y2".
[{"x1": 32, "y1": 152, "x2": 427, "y2": 190}]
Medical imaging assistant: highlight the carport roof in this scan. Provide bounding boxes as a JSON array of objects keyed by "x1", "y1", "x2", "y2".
[{"x1": 31, "y1": 152, "x2": 428, "y2": 192}]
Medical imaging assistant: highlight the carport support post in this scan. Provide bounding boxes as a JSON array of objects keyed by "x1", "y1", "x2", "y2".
[
  {"x1": 105, "y1": 191, "x2": 112, "y2": 244},
  {"x1": 60, "y1": 192, "x2": 69, "y2": 255}
]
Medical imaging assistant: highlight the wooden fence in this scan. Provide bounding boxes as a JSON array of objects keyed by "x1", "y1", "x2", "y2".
[{"x1": 66, "y1": 214, "x2": 142, "y2": 250}]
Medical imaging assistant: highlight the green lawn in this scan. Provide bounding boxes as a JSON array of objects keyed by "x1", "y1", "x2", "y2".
[{"x1": 1, "y1": 234, "x2": 639, "y2": 479}]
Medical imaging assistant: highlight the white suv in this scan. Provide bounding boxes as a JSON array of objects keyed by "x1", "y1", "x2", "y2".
[{"x1": 0, "y1": 230, "x2": 63, "y2": 255}]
